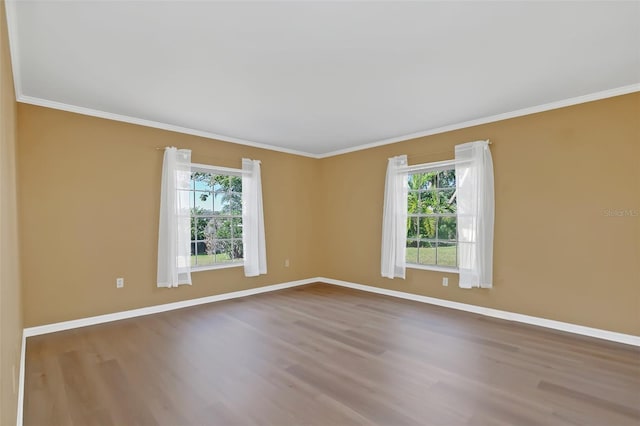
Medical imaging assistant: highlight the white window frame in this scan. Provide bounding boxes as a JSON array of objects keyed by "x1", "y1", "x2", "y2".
[
  {"x1": 189, "y1": 163, "x2": 245, "y2": 272},
  {"x1": 403, "y1": 159, "x2": 463, "y2": 274}
]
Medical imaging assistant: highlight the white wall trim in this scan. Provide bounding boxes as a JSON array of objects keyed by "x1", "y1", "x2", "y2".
[
  {"x1": 12, "y1": 86, "x2": 639, "y2": 161},
  {"x1": 318, "y1": 277, "x2": 640, "y2": 347},
  {"x1": 4, "y1": 0, "x2": 23, "y2": 105},
  {"x1": 4, "y1": 3, "x2": 638, "y2": 159},
  {"x1": 315, "y1": 83, "x2": 640, "y2": 158},
  {"x1": 16, "y1": 278, "x2": 315, "y2": 426},
  {"x1": 23, "y1": 278, "x2": 317, "y2": 337},
  {"x1": 15, "y1": 276, "x2": 639, "y2": 425},
  {"x1": 406, "y1": 264, "x2": 459, "y2": 274},
  {"x1": 16, "y1": 332, "x2": 25, "y2": 426},
  {"x1": 16, "y1": 95, "x2": 321, "y2": 159},
  {"x1": 21, "y1": 276, "x2": 640, "y2": 345}
]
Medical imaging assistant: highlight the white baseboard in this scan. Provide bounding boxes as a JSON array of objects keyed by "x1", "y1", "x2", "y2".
[
  {"x1": 22, "y1": 275, "x2": 640, "y2": 345},
  {"x1": 23, "y1": 278, "x2": 317, "y2": 337},
  {"x1": 17, "y1": 277, "x2": 319, "y2": 426},
  {"x1": 318, "y1": 277, "x2": 640, "y2": 347},
  {"x1": 16, "y1": 275, "x2": 639, "y2": 426}
]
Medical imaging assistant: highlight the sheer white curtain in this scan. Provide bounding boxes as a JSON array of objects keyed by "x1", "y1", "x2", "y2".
[
  {"x1": 157, "y1": 147, "x2": 192, "y2": 288},
  {"x1": 381, "y1": 155, "x2": 409, "y2": 279},
  {"x1": 455, "y1": 141, "x2": 494, "y2": 288},
  {"x1": 242, "y1": 158, "x2": 267, "y2": 277}
]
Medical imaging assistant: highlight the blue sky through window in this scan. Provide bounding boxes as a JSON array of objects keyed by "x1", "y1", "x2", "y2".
[{"x1": 192, "y1": 175, "x2": 229, "y2": 214}]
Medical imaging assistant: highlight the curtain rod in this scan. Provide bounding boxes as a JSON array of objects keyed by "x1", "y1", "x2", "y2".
[
  {"x1": 155, "y1": 148, "x2": 252, "y2": 174},
  {"x1": 156, "y1": 147, "x2": 247, "y2": 165},
  {"x1": 401, "y1": 139, "x2": 491, "y2": 163},
  {"x1": 399, "y1": 158, "x2": 473, "y2": 173},
  {"x1": 156, "y1": 140, "x2": 492, "y2": 152}
]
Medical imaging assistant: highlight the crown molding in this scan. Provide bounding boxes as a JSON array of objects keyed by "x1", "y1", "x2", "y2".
[
  {"x1": 6, "y1": 1, "x2": 319, "y2": 158},
  {"x1": 16, "y1": 83, "x2": 639, "y2": 160},
  {"x1": 5, "y1": 0, "x2": 23, "y2": 101},
  {"x1": 6, "y1": 0, "x2": 637, "y2": 159},
  {"x1": 16, "y1": 95, "x2": 321, "y2": 158},
  {"x1": 315, "y1": 83, "x2": 640, "y2": 158}
]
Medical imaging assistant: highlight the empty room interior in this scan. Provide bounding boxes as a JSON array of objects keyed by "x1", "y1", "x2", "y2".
[{"x1": 1, "y1": 1, "x2": 639, "y2": 425}]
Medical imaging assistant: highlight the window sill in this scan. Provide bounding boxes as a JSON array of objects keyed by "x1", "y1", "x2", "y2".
[
  {"x1": 191, "y1": 263, "x2": 244, "y2": 272},
  {"x1": 407, "y1": 264, "x2": 459, "y2": 274}
]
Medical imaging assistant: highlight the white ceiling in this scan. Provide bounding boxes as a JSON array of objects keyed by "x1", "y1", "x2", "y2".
[{"x1": 7, "y1": 1, "x2": 640, "y2": 157}]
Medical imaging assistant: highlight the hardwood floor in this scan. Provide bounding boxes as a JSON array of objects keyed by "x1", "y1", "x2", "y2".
[{"x1": 24, "y1": 283, "x2": 640, "y2": 426}]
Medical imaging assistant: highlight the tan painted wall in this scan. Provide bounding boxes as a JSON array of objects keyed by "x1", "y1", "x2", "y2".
[
  {"x1": 18, "y1": 104, "x2": 322, "y2": 327},
  {"x1": 16, "y1": 89, "x2": 639, "y2": 335},
  {"x1": 319, "y1": 93, "x2": 640, "y2": 335},
  {"x1": 0, "y1": 1, "x2": 22, "y2": 424}
]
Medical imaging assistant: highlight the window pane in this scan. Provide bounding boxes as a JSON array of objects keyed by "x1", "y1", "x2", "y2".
[
  {"x1": 211, "y1": 175, "x2": 224, "y2": 192},
  {"x1": 195, "y1": 191, "x2": 213, "y2": 213},
  {"x1": 216, "y1": 240, "x2": 232, "y2": 262},
  {"x1": 197, "y1": 252, "x2": 215, "y2": 267},
  {"x1": 437, "y1": 189, "x2": 457, "y2": 213},
  {"x1": 229, "y1": 176, "x2": 242, "y2": 192},
  {"x1": 437, "y1": 170, "x2": 456, "y2": 188},
  {"x1": 213, "y1": 192, "x2": 227, "y2": 214},
  {"x1": 217, "y1": 217, "x2": 233, "y2": 239},
  {"x1": 421, "y1": 173, "x2": 436, "y2": 190},
  {"x1": 191, "y1": 216, "x2": 207, "y2": 240},
  {"x1": 407, "y1": 216, "x2": 419, "y2": 239},
  {"x1": 192, "y1": 241, "x2": 208, "y2": 265},
  {"x1": 231, "y1": 217, "x2": 243, "y2": 239},
  {"x1": 409, "y1": 173, "x2": 437, "y2": 191},
  {"x1": 229, "y1": 193, "x2": 242, "y2": 215},
  {"x1": 418, "y1": 240, "x2": 436, "y2": 265},
  {"x1": 420, "y1": 217, "x2": 437, "y2": 239},
  {"x1": 437, "y1": 217, "x2": 457, "y2": 241},
  {"x1": 193, "y1": 180, "x2": 205, "y2": 191},
  {"x1": 231, "y1": 239, "x2": 243, "y2": 260},
  {"x1": 202, "y1": 218, "x2": 222, "y2": 255},
  {"x1": 211, "y1": 175, "x2": 228, "y2": 192},
  {"x1": 408, "y1": 191, "x2": 419, "y2": 215},
  {"x1": 192, "y1": 172, "x2": 212, "y2": 191},
  {"x1": 420, "y1": 190, "x2": 438, "y2": 213},
  {"x1": 437, "y1": 242, "x2": 457, "y2": 267},
  {"x1": 408, "y1": 174, "x2": 421, "y2": 191},
  {"x1": 406, "y1": 240, "x2": 418, "y2": 264}
]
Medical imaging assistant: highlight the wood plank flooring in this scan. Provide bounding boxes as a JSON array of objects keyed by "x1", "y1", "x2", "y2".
[{"x1": 24, "y1": 283, "x2": 640, "y2": 426}]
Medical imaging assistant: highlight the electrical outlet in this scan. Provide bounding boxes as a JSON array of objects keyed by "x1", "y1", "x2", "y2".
[
  {"x1": 442, "y1": 277, "x2": 449, "y2": 286},
  {"x1": 284, "y1": 259, "x2": 290, "y2": 267},
  {"x1": 116, "y1": 278, "x2": 124, "y2": 288}
]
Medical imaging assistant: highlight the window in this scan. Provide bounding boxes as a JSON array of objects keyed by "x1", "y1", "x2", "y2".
[
  {"x1": 382, "y1": 141, "x2": 492, "y2": 282},
  {"x1": 188, "y1": 166, "x2": 243, "y2": 269},
  {"x1": 406, "y1": 168, "x2": 458, "y2": 269}
]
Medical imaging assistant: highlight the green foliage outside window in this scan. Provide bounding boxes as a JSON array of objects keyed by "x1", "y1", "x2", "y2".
[
  {"x1": 190, "y1": 172, "x2": 243, "y2": 265},
  {"x1": 407, "y1": 170, "x2": 458, "y2": 267}
]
